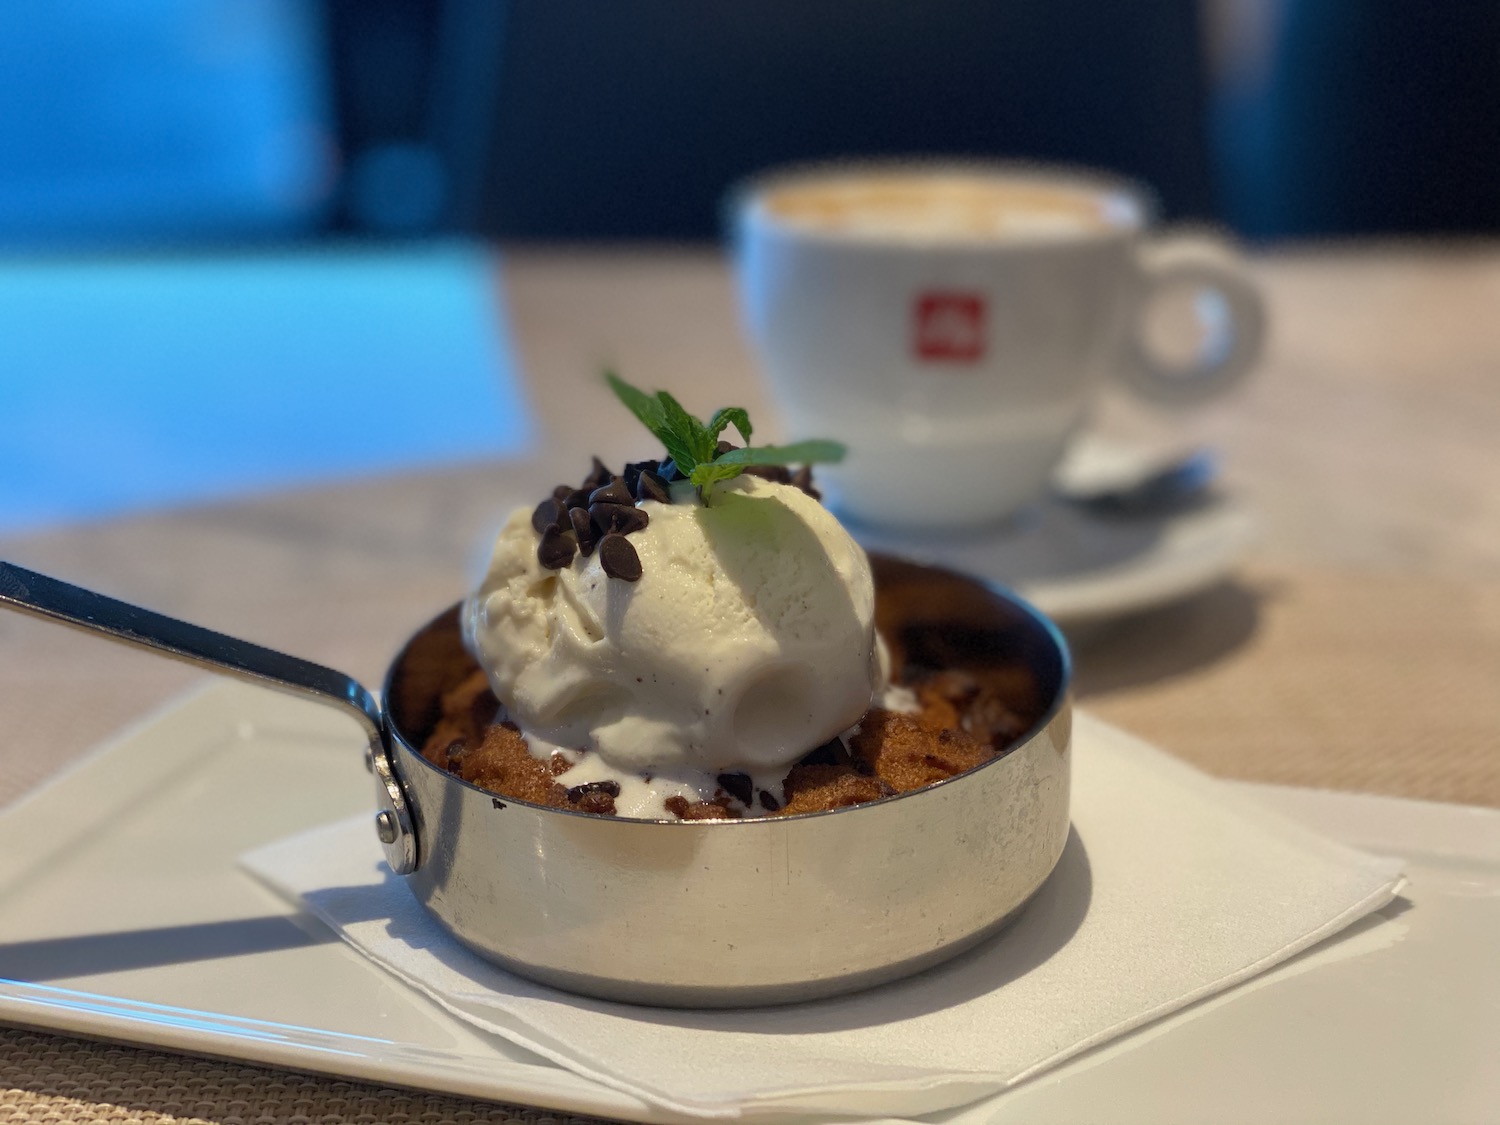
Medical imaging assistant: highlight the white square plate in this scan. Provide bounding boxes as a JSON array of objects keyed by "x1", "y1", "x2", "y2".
[{"x1": 0, "y1": 681, "x2": 1495, "y2": 1124}]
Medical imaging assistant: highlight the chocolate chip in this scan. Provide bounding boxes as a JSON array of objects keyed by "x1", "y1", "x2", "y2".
[
  {"x1": 537, "y1": 524, "x2": 578, "y2": 569},
  {"x1": 590, "y1": 501, "x2": 649, "y2": 536},
  {"x1": 566, "y1": 779, "x2": 622, "y2": 802},
  {"x1": 742, "y1": 465, "x2": 793, "y2": 484},
  {"x1": 635, "y1": 469, "x2": 670, "y2": 504},
  {"x1": 792, "y1": 465, "x2": 821, "y2": 500},
  {"x1": 594, "y1": 502, "x2": 649, "y2": 535},
  {"x1": 569, "y1": 506, "x2": 598, "y2": 555},
  {"x1": 622, "y1": 460, "x2": 657, "y2": 493},
  {"x1": 581, "y1": 456, "x2": 612, "y2": 492},
  {"x1": 716, "y1": 771, "x2": 754, "y2": 805},
  {"x1": 715, "y1": 439, "x2": 739, "y2": 455},
  {"x1": 531, "y1": 498, "x2": 562, "y2": 533},
  {"x1": 797, "y1": 736, "x2": 848, "y2": 767},
  {"x1": 758, "y1": 789, "x2": 781, "y2": 812},
  {"x1": 574, "y1": 791, "x2": 617, "y2": 815},
  {"x1": 589, "y1": 478, "x2": 634, "y2": 507},
  {"x1": 658, "y1": 457, "x2": 682, "y2": 482},
  {"x1": 564, "y1": 488, "x2": 591, "y2": 510},
  {"x1": 443, "y1": 738, "x2": 467, "y2": 773},
  {"x1": 588, "y1": 501, "x2": 627, "y2": 533},
  {"x1": 598, "y1": 533, "x2": 642, "y2": 581},
  {"x1": 552, "y1": 484, "x2": 574, "y2": 503}
]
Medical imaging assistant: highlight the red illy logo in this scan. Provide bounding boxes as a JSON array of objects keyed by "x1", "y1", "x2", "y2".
[{"x1": 913, "y1": 292, "x2": 986, "y2": 362}]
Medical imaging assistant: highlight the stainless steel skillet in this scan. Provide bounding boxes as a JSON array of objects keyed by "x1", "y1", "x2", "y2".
[{"x1": 0, "y1": 556, "x2": 1071, "y2": 1007}]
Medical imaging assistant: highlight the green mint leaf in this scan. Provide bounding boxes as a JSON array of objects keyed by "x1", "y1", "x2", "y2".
[
  {"x1": 659, "y1": 433, "x2": 700, "y2": 476},
  {"x1": 652, "y1": 398, "x2": 702, "y2": 472},
  {"x1": 712, "y1": 440, "x2": 847, "y2": 467},
  {"x1": 605, "y1": 371, "x2": 668, "y2": 436},
  {"x1": 688, "y1": 461, "x2": 745, "y2": 490},
  {"x1": 708, "y1": 407, "x2": 752, "y2": 447},
  {"x1": 604, "y1": 372, "x2": 843, "y2": 503},
  {"x1": 655, "y1": 390, "x2": 715, "y2": 471},
  {"x1": 605, "y1": 372, "x2": 704, "y2": 470}
]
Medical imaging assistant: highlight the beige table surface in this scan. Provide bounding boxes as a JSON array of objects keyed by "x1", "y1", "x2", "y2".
[{"x1": 1, "y1": 244, "x2": 1497, "y2": 1123}]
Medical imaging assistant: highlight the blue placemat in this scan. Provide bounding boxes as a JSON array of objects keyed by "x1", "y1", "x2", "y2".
[{"x1": 0, "y1": 242, "x2": 534, "y2": 531}]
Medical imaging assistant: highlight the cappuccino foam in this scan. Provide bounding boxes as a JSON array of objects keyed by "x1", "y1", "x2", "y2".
[{"x1": 759, "y1": 173, "x2": 1126, "y2": 240}]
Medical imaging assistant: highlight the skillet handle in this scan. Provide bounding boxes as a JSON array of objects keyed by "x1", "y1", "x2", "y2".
[
  {"x1": 0, "y1": 560, "x2": 419, "y2": 874},
  {"x1": 0, "y1": 560, "x2": 383, "y2": 742}
]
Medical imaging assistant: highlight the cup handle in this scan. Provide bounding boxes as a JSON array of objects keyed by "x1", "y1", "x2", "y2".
[{"x1": 1117, "y1": 232, "x2": 1266, "y2": 406}]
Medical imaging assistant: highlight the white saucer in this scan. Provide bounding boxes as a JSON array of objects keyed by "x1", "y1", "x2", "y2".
[{"x1": 849, "y1": 439, "x2": 1257, "y2": 629}]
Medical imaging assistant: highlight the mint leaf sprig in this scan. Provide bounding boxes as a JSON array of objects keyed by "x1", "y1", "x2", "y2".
[{"x1": 605, "y1": 372, "x2": 845, "y2": 500}]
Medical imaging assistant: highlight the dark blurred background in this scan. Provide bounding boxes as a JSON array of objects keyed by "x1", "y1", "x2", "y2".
[
  {"x1": 4, "y1": 0, "x2": 1499, "y2": 532},
  {"x1": 4, "y1": 0, "x2": 1500, "y2": 249}
]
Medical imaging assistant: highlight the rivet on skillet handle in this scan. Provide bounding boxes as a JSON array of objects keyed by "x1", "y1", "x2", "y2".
[{"x1": 0, "y1": 560, "x2": 418, "y2": 874}]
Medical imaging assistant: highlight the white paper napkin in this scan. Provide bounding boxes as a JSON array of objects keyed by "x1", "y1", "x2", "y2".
[{"x1": 242, "y1": 713, "x2": 1405, "y2": 1120}]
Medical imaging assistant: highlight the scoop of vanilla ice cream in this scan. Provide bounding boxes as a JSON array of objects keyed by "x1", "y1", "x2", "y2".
[{"x1": 463, "y1": 475, "x2": 880, "y2": 776}]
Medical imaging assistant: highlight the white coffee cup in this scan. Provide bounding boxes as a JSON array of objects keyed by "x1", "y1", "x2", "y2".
[{"x1": 732, "y1": 163, "x2": 1264, "y2": 530}]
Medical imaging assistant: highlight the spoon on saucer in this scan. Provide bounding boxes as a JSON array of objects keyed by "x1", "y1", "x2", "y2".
[{"x1": 1053, "y1": 447, "x2": 1219, "y2": 519}]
